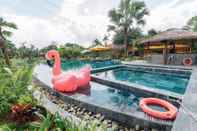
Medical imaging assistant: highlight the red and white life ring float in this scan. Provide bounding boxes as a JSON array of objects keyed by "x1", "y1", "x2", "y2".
[
  {"x1": 183, "y1": 58, "x2": 192, "y2": 66},
  {"x1": 140, "y1": 98, "x2": 177, "y2": 120}
]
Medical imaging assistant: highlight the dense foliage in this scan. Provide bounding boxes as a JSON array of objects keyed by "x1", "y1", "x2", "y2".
[
  {"x1": 0, "y1": 60, "x2": 35, "y2": 117},
  {"x1": 187, "y1": 16, "x2": 197, "y2": 32},
  {"x1": 113, "y1": 28, "x2": 142, "y2": 45},
  {"x1": 0, "y1": 112, "x2": 110, "y2": 131},
  {"x1": 57, "y1": 43, "x2": 84, "y2": 59},
  {"x1": 185, "y1": 16, "x2": 197, "y2": 53},
  {"x1": 0, "y1": 17, "x2": 17, "y2": 65}
]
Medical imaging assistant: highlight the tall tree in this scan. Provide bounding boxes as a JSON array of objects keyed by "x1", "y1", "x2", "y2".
[
  {"x1": 0, "y1": 17, "x2": 17, "y2": 65},
  {"x1": 108, "y1": 0, "x2": 149, "y2": 56},
  {"x1": 113, "y1": 27, "x2": 142, "y2": 45},
  {"x1": 187, "y1": 16, "x2": 197, "y2": 32}
]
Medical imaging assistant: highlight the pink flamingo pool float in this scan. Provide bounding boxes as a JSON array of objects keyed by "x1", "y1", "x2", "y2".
[{"x1": 45, "y1": 50, "x2": 91, "y2": 92}]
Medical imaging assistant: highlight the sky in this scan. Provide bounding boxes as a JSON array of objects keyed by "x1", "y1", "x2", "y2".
[{"x1": 0, "y1": 0, "x2": 197, "y2": 48}]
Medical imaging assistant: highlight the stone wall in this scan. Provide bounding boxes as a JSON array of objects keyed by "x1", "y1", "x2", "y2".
[{"x1": 148, "y1": 54, "x2": 197, "y2": 65}]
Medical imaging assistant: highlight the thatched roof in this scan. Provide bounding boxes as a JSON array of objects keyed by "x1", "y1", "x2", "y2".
[{"x1": 141, "y1": 28, "x2": 197, "y2": 44}]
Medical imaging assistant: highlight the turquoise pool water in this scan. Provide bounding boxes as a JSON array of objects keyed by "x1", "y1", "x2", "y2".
[
  {"x1": 95, "y1": 68, "x2": 190, "y2": 94},
  {"x1": 60, "y1": 60, "x2": 120, "y2": 71},
  {"x1": 34, "y1": 64, "x2": 167, "y2": 115}
]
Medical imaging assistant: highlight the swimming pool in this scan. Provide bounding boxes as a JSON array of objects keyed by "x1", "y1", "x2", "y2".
[
  {"x1": 93, "y1": 66, "x2": 190, "y2": 95},
  {"x1": 33, "y1": 64, "x2": 174, "y2": 129},
  {"x1": 60, "y1": 59, "x2": 120, "y2": 71}
]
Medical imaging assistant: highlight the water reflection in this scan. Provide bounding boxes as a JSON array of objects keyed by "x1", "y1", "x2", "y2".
[{"x1": 108, "y1": 88, "x2": 141, "y2": 110}]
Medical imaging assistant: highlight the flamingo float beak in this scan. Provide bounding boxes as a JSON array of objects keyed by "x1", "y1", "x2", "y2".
[
  {"x1": 45, "y1": 53, "x2": 50, "y2": 60},
  {"x1": 45, "y1": 52, "x2": 53, "y2": 67}
]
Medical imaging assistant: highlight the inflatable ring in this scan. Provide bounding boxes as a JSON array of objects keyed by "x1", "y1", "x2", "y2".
[
  {"x1": 183, "y1": 58, "x2": 192, "y2": 66},
  {"x1": 140, "y1": 98, "x2": 177, "y2": 120}
]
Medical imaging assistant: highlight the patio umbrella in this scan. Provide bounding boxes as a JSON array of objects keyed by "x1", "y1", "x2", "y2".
[{"x1": 89, "y1": 45, "x2": 111, "y2": 52}]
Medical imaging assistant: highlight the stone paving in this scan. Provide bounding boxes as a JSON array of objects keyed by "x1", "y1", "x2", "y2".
[{"x1": 172, "y1": 67, "x2": 197, "y2": 131}]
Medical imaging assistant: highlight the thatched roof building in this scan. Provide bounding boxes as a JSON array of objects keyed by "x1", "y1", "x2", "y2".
[
  {"x1": 142, "y1": 28, "x2": 197, "y2": 44},
  {"x1": 141, "y1": 28, "x2": 197, "y2": 64}
]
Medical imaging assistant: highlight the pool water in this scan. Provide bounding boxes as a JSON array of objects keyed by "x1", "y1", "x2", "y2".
[
  {"x1": 34, "y1": 64, "x2": 170, "y2": 118},
  {"x1": 95, "y1": 68, "x2": 190, "y2": 94},
  {"x1": 34, "y1": 64, "x2": 142, "y2": 112},
  {"x1": 60, "y1": 60, "x2": 120, "y2": 71},
  {"x1": 75, "y1": 82, "x2": 142, "y2": 112}
]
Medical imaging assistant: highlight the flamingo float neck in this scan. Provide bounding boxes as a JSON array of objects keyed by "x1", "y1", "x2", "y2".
[
  {"x1": 53, "y1": 53, "x2": 61, "y2": 76},
  {"x1": 46, "y1": 50, "x2": 62, "y2": 76}
]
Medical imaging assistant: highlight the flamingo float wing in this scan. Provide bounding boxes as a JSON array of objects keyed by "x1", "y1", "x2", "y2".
[
  {"x1": 76, "y1": 66, "x2": 91, "y2": 89},
  {"x1": 54, "y1": 75, "x2": 78, "y2": 92}
]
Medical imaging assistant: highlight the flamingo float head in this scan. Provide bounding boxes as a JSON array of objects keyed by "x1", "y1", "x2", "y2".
[
  {"x1": 45, "y1": 50, "x2": 60, "y2": 60},
  {"x1": 45, "y1": 50, "x2": 62, "y2": 76}
]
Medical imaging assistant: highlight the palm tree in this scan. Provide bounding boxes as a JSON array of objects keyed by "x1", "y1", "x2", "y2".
[
  {"x1": 108, "y1": 0, "x2": 149, "y2": 57},
  {"x1": 113, "y1": 27, "x2": 142, "y2": 45},
  {"x1": 0, "y1": 17, "x2": 17, "y2": 65}
]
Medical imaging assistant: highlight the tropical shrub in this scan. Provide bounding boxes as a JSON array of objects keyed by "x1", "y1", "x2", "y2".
[
  {"x1": 0, "y1": 63, "x2": 36, "y2": 117},
  {"x1": 0, "y1": 112, "x2": 111, "y2": 131},
  {"x1": 29, "y1": 112, "x2": 110, "y2": 131}
]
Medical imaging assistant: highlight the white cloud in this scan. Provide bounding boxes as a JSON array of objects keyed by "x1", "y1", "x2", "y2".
[
  {"x1": 1, "y1": 0, "x2": 197, "y2": 48},
  {"x1": 3, "y1": 15, "x2": 74, "y2": 48},
  {"x1": 1, "y1": 0, "x2": 113, "y2": 48},
  {"x1": 145, "y1": 0, "x2": 197, "y2": 32}
]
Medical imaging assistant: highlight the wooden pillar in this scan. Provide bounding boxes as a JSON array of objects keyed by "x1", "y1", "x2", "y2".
[
  {"x1": 163, "y1": 41, "x2": 168, "y2": 65},
  {"x1": 148, "y1": 43, "x2": 150, "y2": 55}
]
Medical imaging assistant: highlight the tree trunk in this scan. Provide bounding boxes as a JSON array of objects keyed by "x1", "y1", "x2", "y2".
[
  {"x1": 124, "y1": 27, "x2": 128, "y2": 57},
  {"x1": 2, "y1": 47, "x2": 10, "y2": 65},
  {"x1": 0, "y1": 27, "x2": 10, "y2": 65}
]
